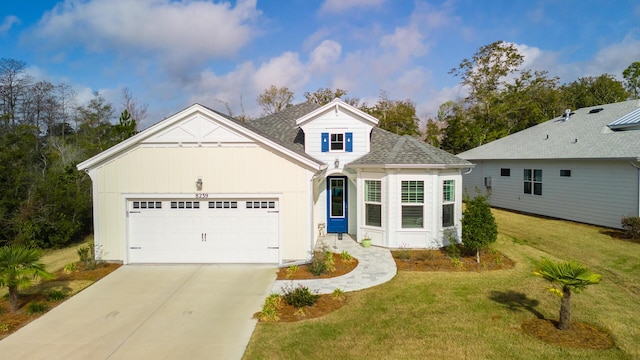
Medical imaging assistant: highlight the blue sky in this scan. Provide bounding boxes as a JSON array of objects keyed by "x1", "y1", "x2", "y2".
[{"x1": 1, "y1": 0, "x2": 639, "y2": 128}]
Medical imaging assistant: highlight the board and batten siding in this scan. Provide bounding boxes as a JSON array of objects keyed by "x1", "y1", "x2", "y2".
[
  {"x1": 462, "y1": 159, "x2": 638, "y2": 229},
  {"x1": 299, "y1": 107, "x2": 373, "y2": 168},
  {"x1": 89, "y1": 144, "x2": 315, "y2": 263}
]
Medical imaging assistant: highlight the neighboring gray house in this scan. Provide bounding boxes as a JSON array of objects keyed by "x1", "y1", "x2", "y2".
[{"x1": 458, "y1": 99, "x2": 640, "y2": 229}]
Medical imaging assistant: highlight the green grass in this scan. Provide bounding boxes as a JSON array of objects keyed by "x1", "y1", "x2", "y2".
[{"x1": 244, "y1": 209, "x2": 640, "y2": 359}]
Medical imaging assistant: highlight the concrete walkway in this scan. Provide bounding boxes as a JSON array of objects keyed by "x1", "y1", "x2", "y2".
[{"x1": 272, "y1": 234, "x2": 397, "y2": 295}]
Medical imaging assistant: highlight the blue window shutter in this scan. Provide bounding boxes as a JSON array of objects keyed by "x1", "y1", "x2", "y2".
[
  {"x1": 321, "y1": 132, "x2": 329, "y2": 152},
  {"x1": 345, "y1": 132, "x2": 353, "y2": 152}
]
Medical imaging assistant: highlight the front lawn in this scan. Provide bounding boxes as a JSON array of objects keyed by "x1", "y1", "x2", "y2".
[{"x1": 244, "y1": 209, "x2": 640, "y2": 359}]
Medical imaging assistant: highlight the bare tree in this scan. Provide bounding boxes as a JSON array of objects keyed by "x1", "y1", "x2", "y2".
[
  {"x1": 257, "y1": 85, "x2": 293, "y2": 115},
  {"x1": 0, "y1": 58, "x2": 33, "y2": 126},
  {"x1": 121, "y1": 87, "x2": 148, "y2": 125}
]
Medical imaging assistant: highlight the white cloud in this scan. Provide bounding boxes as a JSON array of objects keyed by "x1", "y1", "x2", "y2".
[
  {"x1": 319, "y1": 0, "x2": 385, "y2": 15},
  {"x1": 583, "y1": 36, "x2": 640, "y2": 78},
  {"x1": 0, "y1": 15, "x2": 20, "y2": 34},
  {"x1": 27, "y1": 0, "x2": 260, "y2": 74},
  {"x1": 308, "y1": 40, "x2": 342, "y2": 73}
]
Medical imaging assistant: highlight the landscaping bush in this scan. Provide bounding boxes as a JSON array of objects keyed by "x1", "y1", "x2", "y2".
[
  {"x1": 257, "y1": 294, "x2": 283, "y2": 322},
  {"x1": 46, "y1": 289, "x2": 68, "y2": 302},
  {"x1": 26, "y1": 302, "x2": 48, "y2": 314},
  {"x1": 444, "y1": 243, "x2": 461, "y2": 259},
  {"x1": 621, "y1": 216, "x2": 640, "y2": 239},
  {"x1": 282, "y1": 284, "x2": 319, "y2": 308},
  {"x1": 77, "y1": 243, "x2": 95, "y2": 270},
  {"x1": 309, "y1": 247, "x2": 335, "y2": 276}
]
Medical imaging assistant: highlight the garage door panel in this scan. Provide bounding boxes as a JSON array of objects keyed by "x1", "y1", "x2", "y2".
[{"x1": 128, "y1": 199, "x2": 279, "y2": 264}]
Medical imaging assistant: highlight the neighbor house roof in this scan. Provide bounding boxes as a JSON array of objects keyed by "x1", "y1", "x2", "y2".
[
  {"x1": 250, "y1": 100, "x2": 472, "y2": 169},
  {"x1": 458, "y1": 100, "x2": 640, "y2": 161}
]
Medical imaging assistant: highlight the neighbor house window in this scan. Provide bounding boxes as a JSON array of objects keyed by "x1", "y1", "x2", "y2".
[
  {"x1": 364, "y1": 180, "x2": 382, "y2": 227},
  {"x1": 524, "y1": 169, "x2": 542, "y2": 195},
  {"x1": 500, "y1": 168, "x2": 510, "y2": 176},
  {"x1": 401, "y1": 180, "x2": 424, "y2": 228},
  {"x1": 560, "y1": 169, "x2": 571, "y2": 177},
  {"x1": 442, "y1": 180, "x2": 455, "y2": 227}
]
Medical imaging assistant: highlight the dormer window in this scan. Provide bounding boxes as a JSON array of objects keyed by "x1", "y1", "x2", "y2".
[
  {"x1": 331, "y1": 133, "x2": 344, "y2": 151},
  {"x1": 322, "y1": 132, "x2": 353, "y2": 152}
]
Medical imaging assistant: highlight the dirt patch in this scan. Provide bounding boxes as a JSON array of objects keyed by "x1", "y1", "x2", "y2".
[
  {"x1": 521, "y1": 318, "x2": 615, "y2": 349},
  {"x1": 276, "y1": 253, "x2": 358, "y2": 280},
  {"x1": 393, "y1": 247, "x2": 515, "y2": 271},
  {"x1": 0, "y1": 262, "x2": 120, "y2": 339}
]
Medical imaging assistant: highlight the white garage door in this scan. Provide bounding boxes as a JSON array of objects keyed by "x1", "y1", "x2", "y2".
[{"x1": 128, "y1": 199, "x2": 279, "y2": 263}]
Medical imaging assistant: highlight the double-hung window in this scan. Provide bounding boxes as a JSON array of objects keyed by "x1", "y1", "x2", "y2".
[
  {"x1": 524, "y1": 169, "x2": 542, "y2": 195},
  {"x1": 330, "y1": 133, "x2": 344, "y2": 151},
  {"x1": 401, "y1": 180, "x2": 424, "y2": 228},
  {"x1": 442, "y1": 180, "x2": 455, "y2": 227},
  {"x1": 364, "y1": 180, "x2": 382, "y2": 227}
]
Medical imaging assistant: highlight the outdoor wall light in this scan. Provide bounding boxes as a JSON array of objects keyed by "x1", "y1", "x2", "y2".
[
  {"x1": 196, "y1": 178, "x2": 203, "y2": 191},
  {"x1": 334, "y1": 158, "x2": 339, "y2": 168}
]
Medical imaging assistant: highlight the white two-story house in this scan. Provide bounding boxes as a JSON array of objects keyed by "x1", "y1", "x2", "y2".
[{"x1": 77, "y1": 99, "x2": 472, "y2": 265}]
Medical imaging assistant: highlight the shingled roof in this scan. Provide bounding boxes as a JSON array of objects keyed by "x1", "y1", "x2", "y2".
[
  {"x1": 458, "y1": 100, "x2": 640, "y2": 161},
  {"x1": 250, "y1": 101, "x2": 472, "y2": 168}
]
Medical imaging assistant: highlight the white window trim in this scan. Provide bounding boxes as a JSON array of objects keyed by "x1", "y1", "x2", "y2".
[
  {"x1": 524, "y1": 168, "x2": 543, "y2": 196},
  {"x1": 399, "y1": 178, "x2": 425, "y2": 230},
  {"x1": 442, "y1": 179, "x2": 455, "y2": 228},
  {"x1": 364, "y1": 179, "x2": 382, "y2": 228},
  {"x1": 329, "y1": 132, "x2": 345, "y2": 152}
]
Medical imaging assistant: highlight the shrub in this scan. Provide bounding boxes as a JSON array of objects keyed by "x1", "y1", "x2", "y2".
[
  {"x1": 257, "y1": 294, "x2": 282, "y2": 322},
  {"x1": 285, "y1": 265, "x2": 299, "y2": 279},
  {"x1": 63, "y1": 262, "x2": 77, "y2": 273},
  {"x1": 309, "y1": 247, "x2": 335, "y2": 276},
  {"x1": 416, "y1": 251, "x2": 435, "y2": 262},
  {"x1": 451, "y1": 257, "x2": 464, "y2": 270},
  {"x1": 621, "y1": 216, "x2": 640, "y2": 239},
  {"x1": 462, "y1": 194, "x2": 498, "y2": 263},
  {"x1": 340, "y1": 251, "x2": 354, "y2": 263},
  {"x1": 0, "y1": 323, "x2": 9, "y2": 332},
  {"x1": 444, "y1": 243, "x2": 461, "y2": 259},
  {"x1": 282, "y1": 284, "x2": 319, "y2": 308},
  {"x1": 46, "y1": 289, "x2": 68, "y2": 302},
  {"x1": 77, "y1": 243, "x2": 96, "y2": 270},
  {"x1": 331, "y1": 288, "x2": 346, "y2": 301},
  {"x1": 27, "y1": 302, "x2": 48, "y2": 314}
]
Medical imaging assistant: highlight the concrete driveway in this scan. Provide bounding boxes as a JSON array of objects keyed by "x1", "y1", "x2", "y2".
[{"x1": 0, "y1": 265, "x2": 276, "y2": 360}]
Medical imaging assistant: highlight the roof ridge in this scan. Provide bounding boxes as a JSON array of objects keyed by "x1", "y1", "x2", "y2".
[{"x1": 386, "y1": 136, "x2": 408, "y2": 163}]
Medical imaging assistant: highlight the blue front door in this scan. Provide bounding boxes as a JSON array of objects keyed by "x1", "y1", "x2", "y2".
[{"x1": 327, "y1": 176, "x2": 348, "y2": 233}]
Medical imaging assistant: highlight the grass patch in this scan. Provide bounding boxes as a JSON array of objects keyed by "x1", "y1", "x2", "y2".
[{"x1": 245, "y1": 208, "x2": 640, "y2": 359}]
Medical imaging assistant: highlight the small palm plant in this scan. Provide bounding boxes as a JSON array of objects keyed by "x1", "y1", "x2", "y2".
[
  {"x1": 533, "y1": 257, "x2": 601, "y2": 330},
  {"x1": 0, "y1": 245, "x2": 53, "y2": 312}
]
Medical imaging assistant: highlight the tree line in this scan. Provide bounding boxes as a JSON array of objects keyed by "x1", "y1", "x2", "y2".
[
  {"x1": 255, "y1": 41, "x2": 639, "y2": 155},
  {"x1": 0, "y1": 58, "x2": 144, "y2": 248}
]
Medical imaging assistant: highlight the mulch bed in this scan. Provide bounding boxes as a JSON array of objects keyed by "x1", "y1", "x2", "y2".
[
  {"x1": 276, "y1": 294, "x2": 347, "y2": 322},
  {"x1": 393, "y1": 247, "x2": 515, "y2": 271},
  {"x1": 521, "y1": 318, "x2": 615, "y2": 349},
  {"x1": 276, "y1": 253, "x2": 359, "y2": 280}
]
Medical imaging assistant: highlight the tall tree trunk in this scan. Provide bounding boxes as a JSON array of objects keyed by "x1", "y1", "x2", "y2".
[
  {"x1": 558, "y1": 287, "x2": 571, "y2": 330},
  {"x1": 9, "y1": 286, "x2": 19, "y2": 312},
  {"x1": 476, "y1": 249, "x2": 480, "y2": 263}
]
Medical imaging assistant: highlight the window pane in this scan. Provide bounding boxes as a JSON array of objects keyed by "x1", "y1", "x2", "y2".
[
  {"x1": 330, "y1": 179, "x2": 344, "y2": 217},
  {"x1": 560, "y1": 169, "x2": 571, "y2": 177},
  {"x1": 365, "y1": 180, "x2": 381, "y2": 202},
  {"x1": 365, "y1": 204, "x2": 382, "y2": 227},
  {"x1": 402, "y1": 205, "x2": 423, "y2": 228},
  {"x1": 330, "y1": 133, "x2": 344, "y2": 150},
  {"x1": 443, "y1": 180, "x2": 454, "y2": 202},
  {"x1": 534, "y1": 169, "x2": 542, "y2": 181},
  {"x1": 524, "y1": 169, "x2": 532, "y2": 181},
  {"x1": 534, "y1": 183, "x2": 542, "y2": 195},
  {"x1": 500, "y1": 168, "x2": 510, "y2": 176},
  {"x1": 524, "y1": 182, "x2": 532, "y2": 194},
  {"x1": 401, "y1": 181, "x2": 424, "y2": 203},
  {"x1": 442, "y1": 203, "x2": 454, "y2": 227}
]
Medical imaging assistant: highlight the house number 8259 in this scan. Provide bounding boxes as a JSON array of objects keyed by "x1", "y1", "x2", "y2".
[{"x1": 195, "y1": 193, "x2": 209, "y2": 198}]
